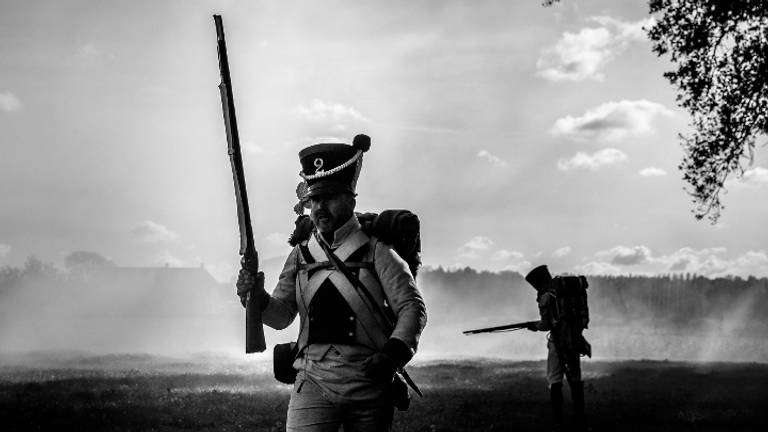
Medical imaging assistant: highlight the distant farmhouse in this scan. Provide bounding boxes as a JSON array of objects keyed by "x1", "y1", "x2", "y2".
[{"x1": 79, "y1": 266, "x2": 237, "y2": 317}]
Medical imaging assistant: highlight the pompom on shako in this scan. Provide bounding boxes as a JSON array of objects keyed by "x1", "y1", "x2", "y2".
[{"x1": 352, "y1": 134, "x2": 371, "y2": 153}]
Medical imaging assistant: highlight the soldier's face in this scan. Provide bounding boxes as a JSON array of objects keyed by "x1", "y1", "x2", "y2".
[{"x1": 309, "y1": 192, "x2": 355, "y2": 233}]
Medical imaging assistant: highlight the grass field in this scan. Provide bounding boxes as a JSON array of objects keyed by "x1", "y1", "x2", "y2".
[{"x1": 1, "y1": 353, "x2": 766, "y2": 431}]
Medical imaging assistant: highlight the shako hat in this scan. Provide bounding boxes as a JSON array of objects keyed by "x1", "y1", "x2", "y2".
[
  {"x1": 525, "y1": 264, "x2": 552, "y2": 291},
  {"x1": 295, "y1": 134, "x2": 371, "y2": 212}
]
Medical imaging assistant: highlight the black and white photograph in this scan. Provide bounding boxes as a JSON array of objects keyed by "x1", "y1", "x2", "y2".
[{"x1": 1, "y1": 0, "x2": 767, "y2": 430}]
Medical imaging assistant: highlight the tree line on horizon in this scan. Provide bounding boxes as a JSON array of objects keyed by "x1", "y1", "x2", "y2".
[
  {"x1": 2, "y1": 255, "x2": 767, "y2": 334},
  {"x1": 420, "y1": 266, "x2": 768, "y2": 333}
]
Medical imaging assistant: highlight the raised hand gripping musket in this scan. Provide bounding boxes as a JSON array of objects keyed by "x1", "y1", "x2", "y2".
[
  {"x1": 463, "y1": 320, "x2": 538, "y2": 335},
  {"x1": 214, "y1": 14, "x2": 266, "y2": 353}
]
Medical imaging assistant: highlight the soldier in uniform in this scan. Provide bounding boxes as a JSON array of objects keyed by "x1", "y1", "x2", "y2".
[
  {"x1": 237, "y1": 134, "x2": 427, "y2": 432},
  {"x1": 525, "y1": 264, "x2": 586, "y2": 430}
]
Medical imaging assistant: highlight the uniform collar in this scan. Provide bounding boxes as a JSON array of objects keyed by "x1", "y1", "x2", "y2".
[{"x1": 319, "y1": 215, "x2": 361, "y2": 249}]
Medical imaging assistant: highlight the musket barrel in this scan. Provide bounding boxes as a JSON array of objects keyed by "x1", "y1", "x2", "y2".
[
  {"x1": 214, "y1": 14, "x2": 265, "y2": 353},
  {"x1": 463, "y1": 320, "x2": 537, "y2": 335}
]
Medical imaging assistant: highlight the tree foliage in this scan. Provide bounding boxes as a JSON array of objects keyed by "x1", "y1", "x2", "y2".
[
  {"x1": 64, "y1": 250, "x2": 115, "y2": 274},
  {"x1": 0, "y1": 256, "x2": 59, "y2": 296},
  {"x1": 21, "y1": 256, "x2": 59, "y2": 280},
  {"x1": 546, "y1": 0, "x2": 768, "y2": 222},
  {"x1": 648, "y1": 0, "x2": 768, "y2": 222}
]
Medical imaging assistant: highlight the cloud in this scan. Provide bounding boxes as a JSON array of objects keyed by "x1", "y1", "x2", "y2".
[
  {"x1": 294, "y1": 99, "x2": 370, "y2": 129},
  {"x1": 262, "y1": 232, "x2": 292, "y2": 259},
  {"x1": 553, "y1": 246, "x2": 572, "y2": 257},
  {"x1": 75, "y1": 42, "x2": 115, "y2": 61},
  {"x1": 537, "y1": 16, "x2": 654, "y2": 82},
  {"x1": 503, "y1": 260, "x2": 533, "y2": 273},
  {"x1": 598, "y1": 245, "x2": 653, "y2": 266},
  {"x1": 551, "y1": 100, "x2": 675, "y2": 142},
  {"x1": 0, "y1": 243, "x2": 10, "y2": 258},
  {"x1": 490, "y1": 249, "x2": 530, "y2": 273},
  {"x1": 0, "y1": 92, "x2": 21, "y2": 112},
  {"x1": 639, "y1": 167, "x2": 668, "y2": 177},
  {"x1": 477, "y1": 150, "x2": 508, "y2": 168},
  {"x1": 77, "y1": 42, "x2": 102, "y2": 58},
  {"x1": 575, "y1": 261, "x2": 622, "y2": 275},
  {"x1": 732, "y1": 250, "x2": 768, "y2": 274},
  {"x1": 666, "y1": 247, "x2": 768, "y2": 278},
  {"x1": 131, "y1": 221, "x2": 178, "y2": 243},
  {"x1": 455, "y1": 240, "x2": 529, "y2": 270},
  {"x1": 581, "y1": 245, "x2": 656, "y2": 275},
  {"x1": 557, "y1": 148, "x2": 627, "y2": 171},
  {"x1": 657, "y1": 247, "x2": 729, "y2": 275},
  {"x1": 668, "y1": 257, "x2": 691, "y2": 272},
  {"x1": 537, "y1": 26, "x2": 613, "y2": 82},
  {"x1": 579, "y1": 246, "x2": 768, "y2": 277},
  {"x1": 737, "y1": 167, "x2": 768, "y2": 187},
  {"x1": 457, "y1": 236, "x2": 494, "y2": 259},
  {"x1": 591, "y1": 16, "x2": 653, "y2": 40},
  {"x1": 463, "y1": 236, "x2": 494, "y2": 250},
  {"x1": 491, "y1": 249, "x2": 524, "y2": 261}
]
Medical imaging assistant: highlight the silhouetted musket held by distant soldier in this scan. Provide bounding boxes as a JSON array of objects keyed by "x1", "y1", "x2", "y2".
[
  {"x1": 462, "y1": 320, "x2": 539, "y2": 335},
  {"x1": 525, "y1": 264, "x2": 591, "y2": 430}
]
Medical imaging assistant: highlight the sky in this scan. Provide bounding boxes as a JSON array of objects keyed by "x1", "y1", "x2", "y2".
[{"x1": 1, "y1": 0, "x2": 768, "y2": 283}]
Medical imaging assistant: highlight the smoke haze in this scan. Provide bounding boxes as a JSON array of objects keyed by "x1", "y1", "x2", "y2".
[
  {"x1": 416, "y1": 267, "x2": 768, "y2": 363},
  {"x1": 2, "y1": 258, "x2": 767, "y2": 363}
]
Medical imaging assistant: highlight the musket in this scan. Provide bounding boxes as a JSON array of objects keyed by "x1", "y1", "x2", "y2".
[
  {"x1": 214, "y1": 15, "x2": 266, "y2": 354},
  {"x1": 463, "y1": 320, "x2": 538, "y2": 335}
]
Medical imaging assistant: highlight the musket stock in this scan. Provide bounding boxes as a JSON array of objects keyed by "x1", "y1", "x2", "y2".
[{"x1": 214, "y1": 14, "x2": 266, "y2": 354}]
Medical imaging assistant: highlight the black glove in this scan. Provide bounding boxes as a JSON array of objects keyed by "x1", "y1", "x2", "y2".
[
  {"x1": 364, "y1": 338, "x2": 413, "y2": 384},
  {"x1": 235, "y1": 269, "x2": 269, "y2": 310},
  {"x1": 526, "y1": 322, "x2": 539, "y2": 332},
  {"x1": 363, "y1": 352, "x2": 397, "y2": 384}
]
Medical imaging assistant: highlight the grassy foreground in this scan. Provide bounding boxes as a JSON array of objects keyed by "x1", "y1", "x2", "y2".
[{"x1": 1, "y1": 354, "x2": 766, "y2": 431}]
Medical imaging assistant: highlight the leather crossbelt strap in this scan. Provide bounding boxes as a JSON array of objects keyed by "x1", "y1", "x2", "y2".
[
  {"x1": 314, "y1": 233, "x2": 423, "y2": 397},
  {"x1": 299, "y1": 261, "x2": 374, "y2": 273}
]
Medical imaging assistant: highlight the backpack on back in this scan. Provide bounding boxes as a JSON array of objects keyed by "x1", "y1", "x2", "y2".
[
  {"x1": 550, "y1": 275, "x2": 589, "y2": 330},
  {"x1": 288, "y1": 209, "x2": 422, "y2": 277},
  {"x1": 549, "y1": 275, "x2": 591, "y2": 357}
]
